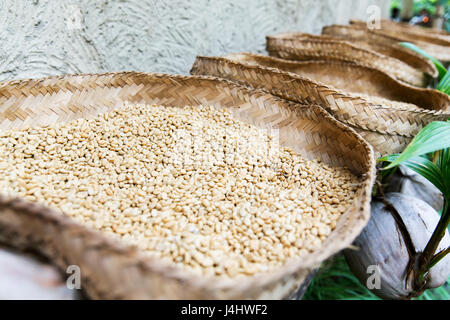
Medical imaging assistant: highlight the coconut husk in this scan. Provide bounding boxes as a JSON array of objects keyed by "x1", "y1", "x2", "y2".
[{"x1": 345, "y1": 193, "x2": 450, "y2": 299}]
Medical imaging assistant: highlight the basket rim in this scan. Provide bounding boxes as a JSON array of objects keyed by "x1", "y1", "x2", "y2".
[
  {"x1": 0, "y1": 71, "x2": 376, "y2": 296},
  {"x1": 226, "y1": 52, "x2": 437, "y2": 82},
  {"x1": 221, "y1": 52, "x2": 445, "y2": 103},
  {"x1": 350, "y1": 19, "x2": 450, "y2": 36},
  {"x1": 321, "y1": 24, "x2": 438, "y2": 77},
  {"x1": 193, "y1": 54, "x2": 450, "y2": 137},
  {"x1": 266, "y1": 31, "x2": 426, "y2": 65},
  {"x1": 265, "y1": 33, "x2": 429, "y2": 83},
  {"x1": 343, "y1": 22, "x2": 450, "y2": 62}
]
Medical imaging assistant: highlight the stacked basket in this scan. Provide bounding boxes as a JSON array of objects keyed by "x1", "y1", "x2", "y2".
[
  {"x1": 350, "y1": 19, "x2": 450, "y2": 42},
  {"x1": 348, "y1": 19, "x2": 450, "y2": 62},
  {"x1": 192, "y1": 21, "x2": 450, "y2": 157},
  {"x1": 265, "y1": 32, "x2": 436, "y2": 87}
]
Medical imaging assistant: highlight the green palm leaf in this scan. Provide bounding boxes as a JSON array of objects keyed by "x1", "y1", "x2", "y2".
[
  {"x1": 381, "y1": 121, "x2": 450, "y2": 170},
  {"x1": 437, "y1": 69, "x2": 450, "y2": 94},
  {"x1": 379, "y1": 154, "x2": 446, "y2": 195}
]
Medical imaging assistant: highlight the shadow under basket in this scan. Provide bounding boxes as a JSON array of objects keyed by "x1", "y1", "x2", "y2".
[
  {"x1": 0, "y1": 72, "x2": 375, "y2": 299},
  {"x1": 266, "y1": 32, "x2": 435, "y2": 87},
  {"x1": 191, "y1": 53, "x2": 450, "y2": 157}
]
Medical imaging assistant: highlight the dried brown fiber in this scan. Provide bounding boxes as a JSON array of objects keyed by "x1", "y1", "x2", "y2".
[
  {"x1": 266, "y1": 32, "x2": 436, "y2": 87},
  {"x1": 350, "y1": 19, "x2": 450, "y2": 42},
  {"x1": 191, "y1": 53, "x2": 450, "y2": 157},
  {"x1": 349, "y1": 19, "x2": 450, "y2": 62},
  {"x1": 321, "y1": 24, "x2": 438, "y2": 76}
]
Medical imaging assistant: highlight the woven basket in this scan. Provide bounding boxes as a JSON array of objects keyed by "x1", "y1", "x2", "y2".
[
  {"x1": 0, "y1": 72, "x2": 375, "y2": 299},
  {"x1": 350, "y1": 19, "x2": 450, "y2": 41},
  {"x1": 190, "y1": 53, "x2": 450, "y2": 157},
  {"x1": 350, "y1": 19, "x2": 450, "y2": 42},
  {"x1": 343, "y1": 21, "x2": 450, "y2": 63},
  {"x1": 266, "y1": 32, "x2": 433, "y2": 87},
  {"x1": 322, "y1": 24, "x2": 437, "y2": 77}
]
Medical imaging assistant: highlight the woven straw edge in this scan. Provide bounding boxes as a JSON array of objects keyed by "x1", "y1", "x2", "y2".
[
  {"x1": 203, "y1": 53, "x2": 449, "y2": 113},
  {"x1": 225, "y1": 53, "x2": 444, "y2": 105},
  {"x1": 191, "y1": 54, "x2": 450, "y2": 138},
  {"x1": 0, "y1": 71, "x2": 376, "y2": 297},
  {"x1": 265, "y1": 33, "x2": 427, "y2": 86},
  {"x1": 350, "y1": 19, "x2": 450, "y2": 37}
]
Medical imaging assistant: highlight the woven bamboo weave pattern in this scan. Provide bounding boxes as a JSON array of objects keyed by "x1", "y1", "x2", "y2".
[
  {"x1": 0, "y1": 72, "x2": 375, "y2": 299},
  {"x1": 350, "y1": 19, "x2": 450, "y2": 42},
  {"x1": 190, "y1": 54, "x2": 450, "y2": 156},
  {"x1": 321, "y1": 24, "x2": 437, "y2": 78},
  {"x1": 349, "y1": 19, "x2": 450, "y2": 62},
  {"x1": 266, "y1": 33, "x2": 432, "y2": 87}
]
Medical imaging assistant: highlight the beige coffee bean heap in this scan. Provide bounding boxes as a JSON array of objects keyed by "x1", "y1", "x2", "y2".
[{"x1": 0, "y1": 102, "x2": 360, "y2": 278}]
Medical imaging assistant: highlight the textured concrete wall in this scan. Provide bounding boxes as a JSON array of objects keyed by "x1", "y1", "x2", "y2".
[{"x1": 0, "y1": 0, "x2": 389, "y2": 81}]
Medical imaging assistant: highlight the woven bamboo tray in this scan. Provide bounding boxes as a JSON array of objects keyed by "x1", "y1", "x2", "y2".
[
  {"x1": 266, "y1": 32, "x2": 433, "y2": 87},
  {"x1": 0, "y1": 72, "x2": 375, "y2": 299},
  {"x1": 322, "y1": 24, "x2": 437, "y2": 77},
  {"x1": 191, "y1": 53, "x2": 450, "y2": 157},
  {"x1": 350, "y1": 19, "x2": 450, "y2": 42},
  {"x1": 343, "y1": 21, "x2": 450, "y2": 63}
]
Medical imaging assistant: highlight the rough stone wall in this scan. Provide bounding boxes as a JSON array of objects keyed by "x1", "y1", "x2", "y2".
[{"x1": 0, "y1": 0, "x2": 389, "y2": 81}]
